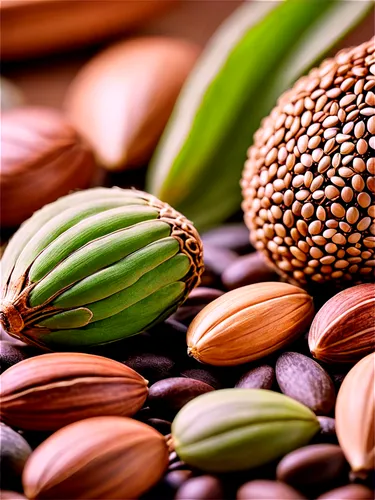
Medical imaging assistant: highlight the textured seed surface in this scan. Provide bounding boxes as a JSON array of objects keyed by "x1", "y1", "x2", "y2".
[
  {"x1": 0, "y1": 341, "x2": 28, "y2": 374},
  {"x1": 276, "y1": 444, "x2": 347, "y2": 488},
  {"x1": 276, "y1": 352, "x2": 336, "y2": 415},
  {"x1": 235, "y1": 365, "x2": 275, "y2": 390},
  {"x1": 242, "y1": 38, "x2": 375, "y2": 286}
]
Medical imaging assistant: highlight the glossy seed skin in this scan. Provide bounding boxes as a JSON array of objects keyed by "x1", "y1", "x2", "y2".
[{"x1": 237, "y1": 480, "x2": 306, "y2": 500}]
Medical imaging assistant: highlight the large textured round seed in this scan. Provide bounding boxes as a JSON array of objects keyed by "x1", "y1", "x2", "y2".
[
  {"x1": 335, "y1": 353, "x2": 374, "y2": 476},
  {"x1": 0, "y1": 187, "x2": 204, "y2": 349},
  {"x1": 237, "y1": 480, "x2": 307, "y2": 500},
  {"x1": 22, "y1": 417, "x2": 169, "y2": 499},
  {"x1": 1, "y1": 423, "x2": 32, "y2": 491},
  {"x1": 172, "y1": 389, "x2": 320, "y2": 472},
  {"x1": 241, "y1": 38, "x2": 374, "y2": 287},
  {"x1": 276, "y1": 444, "x2": 347, "y2": 489},
  {"x1": 309, "y1": 283, "x2": 375, "y2": 364},
  {"x1": 0, "y1": 352, "x2": 148, "y2": 430},
  {"x1": 275, "y1": 352, "x2": 336, "y2": 415},
  {"x1": 235, "y1": 365, "x2": 275, "y2": 390},
  {"x1": 187, "y1": 282, "x2": 314, "y2": 366}
]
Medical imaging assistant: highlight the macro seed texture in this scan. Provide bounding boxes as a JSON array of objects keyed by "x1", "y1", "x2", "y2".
[
  {"x1": 0, "y1": 188, "x2": 204, "y2": 349},
  {"x1": 241, "y1": 38, "x2": 375, "y2": 286}
]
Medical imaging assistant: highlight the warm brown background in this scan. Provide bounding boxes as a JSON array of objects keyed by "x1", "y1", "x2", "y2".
[{"x1": 2, "y1": 1, "x2": 374, "y2": 110}]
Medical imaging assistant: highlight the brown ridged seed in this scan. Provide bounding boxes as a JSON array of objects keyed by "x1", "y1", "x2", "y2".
[
  {"x1": 0, "y1": 352, "x2": 148, "y2": 430},
  {"x1": 22, "y1": 416, "x2": 169, "y2": 499},
  {"x1": 187, "y1": 282, "x2": 314, "y2": 366},
  {"x1": 308, "y1": 283, "x2": 375, "y2": 364},
  {"x1": 335, "y1": 353, "x2": 375, "y2": 476}
]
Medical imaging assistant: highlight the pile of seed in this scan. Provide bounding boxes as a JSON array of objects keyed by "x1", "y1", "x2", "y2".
[{"x1": 242, "y1": 37, "x2": 375, "y2": 286}]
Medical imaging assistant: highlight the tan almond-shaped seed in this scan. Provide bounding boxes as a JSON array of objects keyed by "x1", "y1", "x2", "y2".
[
  {"x1": 65, "y1": 37, "x2": 200, "y2": 171},
  {"x1": 0, "y1": 353, "x2": 148, "y2": 430},
  {"x1": 330, "y1": 203, "x2": 345, "y2": 218},
  {"x1": 308, "y1": 283, "x2": 375, "y2": 364},
  {"x1": 335, "y1": 353, "x2": 375, "y2": 476},
  {"x1": 187, "y1": 283, "x2": 314, "y2": 366},
  {"x1": 22, "y1": 416, "x2": 169, "y2": 499}
]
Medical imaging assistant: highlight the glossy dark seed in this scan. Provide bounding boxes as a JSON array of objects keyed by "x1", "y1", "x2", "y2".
[
  {"x1": 0, "y1": 424, "x2": 32, "y2": 491},
  {"x1": 175, "y1": 475, "x2": 224, "y2": 500},
  {"x1": 148, "y1": 377, "x2": 214, "y2": 418},
  {"x1": 237, "y1": 480, "x2": 306, "y2": 500},
  {"x1": 123, "y1": 352, "x2": 175, "y2": 384},
  {"x1": 276, "y1": 444, "x2": 348, "y2": 489},
  {"x1": 235, "y1": 365, "x2": 275, "y2": 390},
  {"x1": 222, "y1": 253, "x2": 278, "y2": 290},
  {"x1": 317, "y1": 484, "x2": 374, "y2": 499},
  {"x1": 180, "y1": 368, "x2": 222, "y2": 390},
  {"x1": 164, "y1": 470, "x2": 193, "y2": 491},
  {"x1": 0, "y1": 342, "x2": 28, "y2": 374},
  {"x1": 276, "y1": 352, "x2": 336, "y2": 415},
  {"x1": 145, "y1": 418, "x2": 171, "y2": 435},
  {"x1": 203, "y1": 243, "x2": 238, "y2": 277},
  {"x1": 202, "y1": 223, "x2": 252, "y2": 254}
]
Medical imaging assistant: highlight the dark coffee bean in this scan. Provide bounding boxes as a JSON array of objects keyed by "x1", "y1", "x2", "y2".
[
  {"x1": 175, "y1": 475, "x2": 224, "y2": 500},
  {"x1": 184, "y1": 288, "x2": 224, "y2": 306},
  {"x1": 180, "y1": 369, "x2": 222, "y2": 390},
  {"x1": 202, "y1": 223, "x2": 252, "y2": 254},
  {"x1": 170, "y1": 305, "x2": 206, "y2": 326},
  {"x1": 276, "y1": 444, "x2": 348, "y2": 489},
  {"x1": 235, "y1": 365, "x2": 275, "y2": 390},
  {"x1": 123, "y1": 352, "x2": 175, "y2": 384},
  {"x1": 317, "y1": 484, "x2": 374, "y2": 499},
  {"x1": 276, "y1": 352, "x2": 336, "y2": 415},
  {"x1": 146, "y1": 418, "x2": 171, "y2": 435},
  {"x1": 164, "y1": 470, "x2": 193, "y2": 490},
  {"x1": 0, "y1": 342, "x2": 28, "y2": 374},
  {"x1": 0, "y1": 424, "x2": 32, "y2": 491},
  {"x1": 148, "y1": 377, "x2": 214, "y2": 418},
  {"x1": 237, "y1": 480, "x2": 306, "y2": 499},
  {"x1": 222, "y1": 252, "x2": 278, "y2": 290}
]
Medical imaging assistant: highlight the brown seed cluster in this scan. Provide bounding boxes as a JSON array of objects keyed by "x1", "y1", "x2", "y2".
[{"x1": 241, "y1": 38, "x2": 375, "y2": 286}]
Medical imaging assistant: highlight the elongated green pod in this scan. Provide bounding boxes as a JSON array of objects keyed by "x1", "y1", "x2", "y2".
[
  {"x1": 0, "y1": 188, "x2": 203, "y2": 349},
  {"x1": 172, "y1": 389, "x2": 320, "y2": 472}
]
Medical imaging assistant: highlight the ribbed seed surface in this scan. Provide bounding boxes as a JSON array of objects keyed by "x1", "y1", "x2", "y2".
[{"x1": 242, "y1": 38, "x2": 375, "y2": 285}]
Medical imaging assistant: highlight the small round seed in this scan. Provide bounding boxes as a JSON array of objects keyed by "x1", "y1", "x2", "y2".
[
  {"x1": 368, "y1": 115, "x2": 375, "y2": 134},
  {"x1": 283, "y1": 210, "x2": 294, "y2": 228},
  {"x1": 357, "y1": 217, "x2": 371, "y2": 231},
  {"x1": 348, "y1": 232, "x2": 361, "y2": 243},
  {"x1": 292, "y1": 175, "x2": 304, "y2": 188},
  {"x1": 272, "y1": 192, "x2": 284, "y2": 204},
  {"x1": 308, "y1": 136, "x2": 321, "y2": 149},
  {"x1": 332, "y1": 233, "x2": 346, "y2": 245},
  {"x1": 284, "y1": 190, "x2": 294, "y2": 206},
  {"x1": 270, "y1": 205, "x2": 283, "y2": 219},
  {"x1": 335, "y1": 133, "x2": 351, "y2": 144},
  {"x1": 316, "y1": 206, "x2": 326, "y2": 221},
  {"x1": 338, "y1": 167, "x2": 354, "y2": 178},
  {"x1": 347, "y1": 247, "x2": 361, "y2": 256},
  {"x1": 353, "y1": 158, "x2": 366, "y2": 172},
  {"x1": 304, "y1": 171, "x2": 313, "y2": 188},
  {"x1": 273, "y1": 179, "x2": 286, "y2": 191},
  {"x1": 297, "y1": 135, "x2": 309, "y2": 153},
  {"x1": 341, "y1": 187, "x2": 353, "y2": 203},
  {"x1": 325, "y1": 186, "x2": 340, "y2": 200},
  {"x1": 296, "y1": 220, "x2": 308, "y2": 237},
  {"x1": 309, "y1": 221, "x2": 323, "y2": 235},
  {"x1": 324, "y1": 138, "x2": 336, "y2": 154},
  {"x1": 356, "y1": 138, "x2": 368, "y2": 155},
  {"x1": 324, "y1": 127, "x2": 338, "y2": 140},
  {"x1": 326, "y1": 219, "x2": 338, "y2": 229},
  {"x1": 360, "y1": 107, "x2": 375, "y2": 116},
  {"x1": 352, "y1": 174, "x2": 365, "y2": 191},
  {"x1": 292, "y1": 201, "x2": 303, "y2": 216},
  {"x1": 310, "y1": 247, "x2": 324, "y2": 259},
  {"x1": 301, "y1": 154, "x2": 313, "y2": 167},
  {"x1": 354, "y1": 121, "x2": 366, "y2": 138},
  {"x1": 296, "y1": 190, "x2": 310, "y2": 201},
  {"x1": 331, "y1": 203, "x2": 345, "y2": 218},
  {"x1": 331, "y1": 176, "x2": 345, "y2": 187},
  {"x1": 367, "y1": 206, "x2": 375, "y2": 218},
  {"x1": 310, "y1": 175, "x2": 324, "y2": 192},
  {"x1": 323, "y1": 228, "x2": 337, "y2": 239},
  {"x1": 339, "y1": 94, "x2": 356, "y2": 107},
  {"x1": 320, "y1": 255, "x2": 335, "y2": 265},
  {"x1": 340, "y1": 141, "x2": 355, "y2": 154},
  {"x1": 346, "y1": 207, "x2": 359, "y2": 224},
  {"x1": 312, "y1": 148, "x2": 324, "y2": 163},
  {"x1": 335, "y1": 260, "x2": 349, "y2": 269},
  {"x1": 367, "y1": 158, "x2": 375, "y2": 175},
  {"x1": 301, "y1": 203, "x2": 315, "y2": 219},
  {"x1": 339, "y1": 221, "x2": 351, "y2": 232},
  {"x1": 290, "y1": 246, "x2": 307, "y2": 262},
  {"x1": 312, "y1": 190, "x2": 325, "y2": 200}
]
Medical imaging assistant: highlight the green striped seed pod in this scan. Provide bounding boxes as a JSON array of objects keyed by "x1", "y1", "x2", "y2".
[{"x1": 0, "y1": 188, "x2": 204, "y2": 349}]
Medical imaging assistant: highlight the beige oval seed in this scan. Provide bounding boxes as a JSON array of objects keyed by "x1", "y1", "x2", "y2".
[
  {"x1": 283, "y1": 210, "x2": 294, "y2": 228},
  {"x1": 297, "y1": 135, "x2": 308, "y2": 153},
  {"x1": 296, "y1": 220, "x2": 308, "y2": 237},
  {"x1": 312, "y1": 149, "x2": 324, "y2": 163},
  {"x1": 304, "y1": 171, "x2": 313, "y2": 188},
  {"x1": 367, "y1": 158, "x2": 375, "y2": 175},
  {"x1": 331, "y1": 176, "x2": 345, "y2": 187},
  {"x1": 320, "y1": 255, "x2": 335, "y2": 265},
  {"x1": 331, "y1": 203, "x2": 345, "y2": 218},
  {"x1": 312, "y1": 190, "x2": 325, "y2": 200},
  {"x1": 353, "y1": 158, "x2": 365, "y2": 172},
  {"x1": 356, "y1": 138, "x2": 368, "y2": 155},
  {"x1": 368, "y1": 115, "x2": 375, "y2": 134},
  {"x1": 292, "y1": 201, "x2": 303, "y2": 216},
  {"x1": 301, "y1": 154, "x2": 313, "y2": 168},
  {"x1": 283, "y1": 190, "x2": 294, "y2": 206},
  {"x1": 335, "y1": 260, "x2": 349, "y2": 269},
  {"x1": 367, "y1": 206, "x2": 375, "y2": 218},
  {"x1": 354, "y1": 121, "x2": 366, "y2": 138},
  {"x1": 308, "y1": 221, "x2": 322, "y2": 235},
  {"x1": 322, "y1": 116, "x2": 339, "y2": 128},
  {"x1": 272, "y1": 192, "x2": 284, "y2": 204},
  {"x1": 325, "y1": 186, "x2": 340, "y2": 200},
  {"x1": 357, "y1": 217, "x2": 371, "y2": 231},
  {"x1": 347, "y1": 247, "x2": 361, "y2": 256},
  {"x1": 308, "y1": 136, "x2": 321, "y2": 149},
  {"x1": 296, "y1": 190, "x2": 310, "y2": 201},
  {"x1": 348, "y1": 232, "x2": 361, "y2": 244},
  {"x1": 346, "y1": 207, "x2": 359, "y2": 224},
  {"x1": 301, "y1": 203, "x2": 314, "y2": 219},
  {"x1": 323, "y1": 228, "x2": 337, "y2": 239},
  {"x1": 310, "y1": 247, "x2": 323, "y2": 259},
  {"x1": 340, "y1": 142, "x2": 355, "y2": 155},
  {"x1": 341, "y1": 187, "x2": 353, "y2": 203},
  {"x1": 316, "y1": 206, "x2": 326, "y2": 221},
  {"x1": 273, "y1": 179, "x2": 285, "y2": 191},
  {"x1": 326, "y1": 219, "x2": 338, "y2": 229},
  {"x1": 290, "y1": 246, "x2": 307, "y2": 262},
  {"x1": 338, "y1": 167, "x2": 354, "y2": 178},
  {"x1": 332, "y1": 233, "x2": 346, "y2": 245},
  {"x1": 352, "y1": 174, "x2": 365, "y2": 191},
  {"x1": 339, "y1": 222, "x2": 351, "y2": 233}
]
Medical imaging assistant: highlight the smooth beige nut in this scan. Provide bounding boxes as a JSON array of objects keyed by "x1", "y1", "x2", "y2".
[
  {"x1": 187, "y1": 282, "x2": 314, "y2": 366},
  {"x1": 65, "y1": 37, "x2": 200, "y2": 171},
  {"x1": 335, "y1": 353, "x2": 375, "y2": 476}
]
